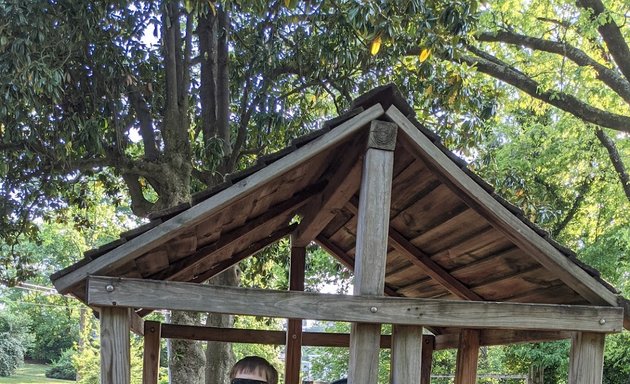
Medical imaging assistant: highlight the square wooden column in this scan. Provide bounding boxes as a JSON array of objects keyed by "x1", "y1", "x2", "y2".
[
  {"x1": 454, "y1": 329, "x2": 480, "y2": 384},
  {"x1": 285, "y1": 241, "x2": 306, "y2": 384},
  {"x1": 143, "y1": 320, "x2": 162, "y2": 384},
  {"x1": 421, "y1": 335, "x2": 435, "y2": 384},
  {"x1": 568, "y1": 332, "x2": 605, "y2": 384},
  {"x1": 100, "y1": 306, "x2": 131, "y2": 384},
  {"x1": 391, "y1": 324, "x2": 423, "y2": 384},
  {"x1": 348, "y1": 121, "x2": 397, "y2": 384}
]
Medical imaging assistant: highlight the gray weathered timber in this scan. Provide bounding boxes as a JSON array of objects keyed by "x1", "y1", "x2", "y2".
[
  {"x1": 293, "y1": 148, "x2": 364, "y2": 247},
  {"x1": 349, "y1": 127, "x2": 396, "y2": 384},
  {"x1": 368, "y1": 120, "x2": 398, "y2": 150},
  {"x1": 87, "y1": 277, "x2": 624, "y2": 333},
  {"x1": 454, "y1": 329, "x2": 480, "y2": 384},
  {"x1": 285, "y1": 242, "x2": 305, "y2": 384},
  {"x1": 387, "y1": 105, "x2": 621, "y2": 309},
  {"x1": 100, "y1": 307, "x2": 130, "y2": 384},
  {"x1": 568, "y1": 332, "x2": 605, "y2": 384},
  {"x1": 143, "y1": 321, "x2": 161, "y2": 384},
  {"x1": 53, "y1": 104, "x2": 384, "y2": 294},
  {"x1": 421, "y1": 336, "x2": 434, "y2": 384},
  {"x1": 389, "y1": 226, "x2": 481, "y2": 301},
  {"x1": 391, "y1": 325, "x2": 423, "y2": 384},
  {"x1": 435, "y1": 329, "x2": 574, "y2": 350}
]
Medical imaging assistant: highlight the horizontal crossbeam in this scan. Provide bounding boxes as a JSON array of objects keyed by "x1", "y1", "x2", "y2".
[{"x1": 88, "y1": 276, "x2": 623, "y2": 333}]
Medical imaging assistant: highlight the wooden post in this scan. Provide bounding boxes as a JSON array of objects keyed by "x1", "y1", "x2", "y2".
[
  {"x1": 285, "y1": 240, "x2": 305, "y2": 384},
  {"x1": 421, "y1": 335, "x2": 435, "y2": 384},
  {"x1": 391, "y1": 325, "x2": 423, "y2": 384},
  {"x1": 454, "y1": 329, "x2": 480, "y2": 384},
  {"x1": 568, "y1": 332, "x2": 605, "y2": 384},
  {"x1": 348, "y1": 121, "x2": 397, "y2": 384},
  {"x1": 100, "y1": 306, "x2": 131, "y2": 384},
  {"x1": 143, "y1": 320, "x2": 162, "y2": 384}
]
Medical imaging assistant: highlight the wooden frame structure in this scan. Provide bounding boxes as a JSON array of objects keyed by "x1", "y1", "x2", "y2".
[{"x1": 51, "y1": 85, "x2": 628, "y2": 384}]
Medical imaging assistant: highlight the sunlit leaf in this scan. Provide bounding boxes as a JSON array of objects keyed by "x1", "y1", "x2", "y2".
[
  {"x1": 419, "y1": 48, "x2": 431, "y2": 62},
  {"x1": 371, "y1": 35, "x2": 382, "y2": 56}
]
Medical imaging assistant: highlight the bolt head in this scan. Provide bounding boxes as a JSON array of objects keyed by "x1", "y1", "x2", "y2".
[
  {"x1": 599, "y1": 319, "x2": 606, "y2": 325},
  {"x1": 370, "y1": 306, "x2": 378, "y2": 313},
  {"x1": 105, "y1": 284, "x2": 115, "y2": 292}
]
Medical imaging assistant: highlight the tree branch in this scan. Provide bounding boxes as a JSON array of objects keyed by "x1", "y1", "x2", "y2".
[
  {"x1": 456, "y1": 48, "x2": 630, "y2": 133},
  {"x1": 127, "y1": 86, "x2": 159, "y2": 160},
  {"x1": 217, "y1": 7, "x2": 231, "y2": 157},
  {"x1": 121, "y1": 173, "x2": 155, "y2": 217},
  {"x1": 476, "y1": 31, "x2": 630, "y2": 104},
  {"x1": 577, "y1": 0, "x2": 630, "y2": 84},
  {"x1": 551, "y1": 175, "x2": 594, "y2": 237},
  {"x1": 595, "y1": 127, "x2": 630, "y2": 202}
]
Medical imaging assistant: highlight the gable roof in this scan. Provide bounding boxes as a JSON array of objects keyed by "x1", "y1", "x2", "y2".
[{"x1": 51, "y1": 84, "x2": 629, "y2": 330}]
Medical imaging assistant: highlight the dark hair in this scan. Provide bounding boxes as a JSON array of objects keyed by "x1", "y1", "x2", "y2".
[
  {"x1": 331, "y1": 379, "x2": 347, "y2": 384},
  {"x1": 230, "y1": 356, "x2": 278, "y2": 384}
]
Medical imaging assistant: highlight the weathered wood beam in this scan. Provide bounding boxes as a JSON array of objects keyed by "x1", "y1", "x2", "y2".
[
  {"x1": 54, "y1": 104, "x2": 385, "y2": 294},
  {"x1": 568, "y1": 332, "x2": 605, "y2": 384},
  {"x1": 390, "y1": 227, "x2": 481, "y2": 301},
  {"x1": 285, "y1": 241, "x2": 305, "y2": 384},
  {"x1": 190, "y1": 224, "x2": 297, "y2": 284},
  {"x1": 390, "y1": 324, "x2": 423, "y2": 384},
  {"x1": 315, "y1": 235, "x2": 400, "y2": 297},
  {"x1": 434, "y1": 329, "x2": 574, "y2": 350},
  {"x1": 155, "y1": 323, "x2": 570, "y2": 350},
  {"x1": 129, "y1": 310, "x2": 145, "y2": 336},
  {"x1": 387, "y1": 105, "x2": 621, "y2": 309},
  {"x1": 292, "y1": 139, "x2": 365, "y2": 247},
  {"x1": 345, "y1": 198, "x2": 481, "y2": 301},
  {"x1": 421, "y1": 336, "x2": 435, "y2": 384},
  {"x1": 454, "y1": 329, "x2": 480, "y2": 384},
  {"x1": 150, "y1": 187, "x2": 319, "y2": 281},
  {"x1": 88, "y1": 277, "x2": 624, "y2": 333},
  {"x1": 100, "y1": 307, "x2": 130, "y2": 384},
  {"x1": 142, "y1": 321, "x2": 161, "y2": 384},
  {"x1": 349, "y1": 121, "x2": 398, "y2": 384}
]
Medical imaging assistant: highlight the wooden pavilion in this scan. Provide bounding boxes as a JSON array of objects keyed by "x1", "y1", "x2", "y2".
[{"x1": 51, "y1": 85, "x2": 629, "y2": 384}]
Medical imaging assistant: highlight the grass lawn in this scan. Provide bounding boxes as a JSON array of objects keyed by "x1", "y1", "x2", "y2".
[{"x1": 0, "y1": 363, "x2": 73, "y2": 383}]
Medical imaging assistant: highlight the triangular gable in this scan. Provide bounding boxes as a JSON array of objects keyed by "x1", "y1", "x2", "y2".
[{"x1": 51, "y1": 85, "x2": 628, "y2": 329}]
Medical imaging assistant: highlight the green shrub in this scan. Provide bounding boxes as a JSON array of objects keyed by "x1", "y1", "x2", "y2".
[
  {"x1": 0, "y1": 333, "x2": 25, "y2": 376},
  {"x1": 46, "y1": 347, "x2": 77, "y2": 380}
]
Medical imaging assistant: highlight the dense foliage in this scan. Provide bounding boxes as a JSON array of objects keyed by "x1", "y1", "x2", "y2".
[{"x1": 1, "y1": 0, "x2": 629, "y2": 382}]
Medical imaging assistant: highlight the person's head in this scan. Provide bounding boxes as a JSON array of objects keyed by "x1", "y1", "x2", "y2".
[
  {"x1": 230, "y1": 356, "x2": 278, "y2": 384},
  {"x1": 330, "y1": 379, "x2": 347, "y2": 384}
]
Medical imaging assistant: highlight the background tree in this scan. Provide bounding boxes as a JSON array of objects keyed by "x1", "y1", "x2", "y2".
[{"x1": 2, "y1": 0, "x2": 629, "y2": 382}]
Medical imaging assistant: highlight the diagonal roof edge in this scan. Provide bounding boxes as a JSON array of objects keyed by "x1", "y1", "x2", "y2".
[
  {"x1": 51, "y1": 104, "x2": 385, "y2": 293},
  {"x1": 387, "y1": 105, "x2": 623, "y2": 309}
]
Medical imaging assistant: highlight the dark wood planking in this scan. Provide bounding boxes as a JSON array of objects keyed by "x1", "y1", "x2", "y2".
[
  {"x1": 327, "y1": 215, "x2": 359, "y2": 253},
  {"x1": 320, "y1": 207, "x2": 355, "y2": 238},
  {"x1": 449, "y1": 247, "x2": 536, "y2": 287},
  {"x1": 431, "y1": 228, "x2": 514, "y2": 270},
  {"x1": 390, "y1": 184, "x2": 468, "y2": 240},
  {"x1": 472, "y1": 268, "x2": 558, "y2": 301},
  {"x1": 134, "y1": 250, "x2": 170, "y2": 278},
  {"x1": 390, "y1": 162, "x2": 441, "y2": 217},
  {"x1": 411, "y1": 211, "x2": 492, "y2": 255},
  {"x1": 506, "y1": 283, "x2": 588, "y2": 305}
]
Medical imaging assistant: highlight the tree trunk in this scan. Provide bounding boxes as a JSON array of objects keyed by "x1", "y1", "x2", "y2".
[
  {"x1": 170, "y1": 311, "x2": 207, "y2": 384},
  {"x1": 205, "y1": 267, "x2": 239, "y2": 384}
]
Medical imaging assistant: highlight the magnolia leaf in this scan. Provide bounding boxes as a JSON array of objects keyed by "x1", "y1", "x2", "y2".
[
  {"x1": 371, "y1": 35, "x2": 382, "y2": 56},
  {"x1": 284, "y1": 0, "x2": 290, "y2": 7},
  {"x1": 419, "y1": 48, "x2": 431, "y2": 62},
  {"x1": 184, "y1": 0, "x2": 194, "y2": 13},
  {"x1": 208, "y1": 1, "x2": 217, "y2": 16}
]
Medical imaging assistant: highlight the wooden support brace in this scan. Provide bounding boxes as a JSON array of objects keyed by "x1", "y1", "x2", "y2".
[
  {"x1": 421, "y1": 335, "x2": 435, "y2": 384},
  {"x1": 454, "y1": 329, "x2": 480, "y2": 384},
  {"x1": 391, "y1": 324, "x2": 423, "y2": 384},
  {"x1": 349, "y1": 120, "x2": 397, "y2": 384},
  {"x1": 285, "y1": 241, "x2": 305, "y2": 384},
  {"x1": 143, "y1": 321, "x2": 162, "y2": 384},
  {"x1": 100, "y1": 307, "x2": 131, "y2": 384},
  {"x1": 568, "y1": 332, "x2": 605, "y2": 384}
]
